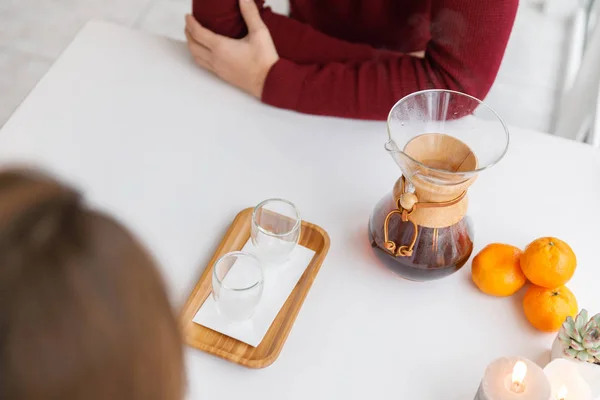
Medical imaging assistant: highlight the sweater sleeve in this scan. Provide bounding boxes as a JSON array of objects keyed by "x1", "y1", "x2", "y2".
[
  {"x1": 193, "y1": 0, "x2": 518, "y2": 120},
  {"x1": 263, "y1": 1, "x2": 518, "y2": 120},
  {"x1": 192, "y1": 0, "x2": 381, "y2": 64}
]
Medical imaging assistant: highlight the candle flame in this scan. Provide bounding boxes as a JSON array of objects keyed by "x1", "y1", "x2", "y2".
[
  {"x1": 512, "y1": 361, "x2": 527, "y2": 386},
  {"x1": 557, "y1": 386, "x2": 567, "y2": 400}
]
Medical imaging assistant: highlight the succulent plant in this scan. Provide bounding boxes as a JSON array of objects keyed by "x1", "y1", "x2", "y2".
[{"x1": 559, "y1": 309, "x2": 600, "y2": 364}]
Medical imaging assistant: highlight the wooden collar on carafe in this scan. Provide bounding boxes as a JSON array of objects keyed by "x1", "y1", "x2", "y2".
[{"x1": 397, "y1": 133, "x2": 478, "y2": 228}]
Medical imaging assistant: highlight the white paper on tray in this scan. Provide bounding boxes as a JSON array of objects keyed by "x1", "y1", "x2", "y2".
[{"x1": 192, "y1": 239, "x2": 316, "y2": 347}]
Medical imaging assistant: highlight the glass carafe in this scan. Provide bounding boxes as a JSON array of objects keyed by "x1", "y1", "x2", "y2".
[{"x1": 369, "y1": 90, "x2": 510, "y2": 281}]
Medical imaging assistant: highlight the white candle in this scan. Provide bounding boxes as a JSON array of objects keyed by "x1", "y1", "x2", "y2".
[
  {"x1": 557, "y1": 386, "x2": 567, "y2": 400},
  {"x1": 543, "y1": 359, "x2": 593, "y2": 400},
  {"x1": 474, "y1": 357, "x2": 551, "y2": 400}
]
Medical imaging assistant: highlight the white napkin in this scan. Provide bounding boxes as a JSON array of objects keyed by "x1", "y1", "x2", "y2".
[{"x1": 192, "y1": 239, "x2": 316, "y2": 347}]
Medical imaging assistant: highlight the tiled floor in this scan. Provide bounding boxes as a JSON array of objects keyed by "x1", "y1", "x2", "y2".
[{"x1": 0, "y1": 0, "x2": 570, "y2": 132}]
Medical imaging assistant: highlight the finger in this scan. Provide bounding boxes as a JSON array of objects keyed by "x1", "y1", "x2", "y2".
[
  {"x1": 239, "y1": 0, "x2": 266, "y2": 33},
  {"x1": 185, "y1": 14, "x2": 220, "y2": 49},
  {"x1": 185, "y1": 29, "x2": 213, "y2": 65}
]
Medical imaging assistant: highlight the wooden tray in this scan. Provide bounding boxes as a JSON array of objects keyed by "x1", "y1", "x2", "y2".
[{"x1": 179, "y1": 207, "x2": 330, "y2": 368}]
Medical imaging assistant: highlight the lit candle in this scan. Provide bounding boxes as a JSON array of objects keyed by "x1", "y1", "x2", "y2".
[
  {"x1": 557, "y1": 386, "x2": 567, "y2": 400},
  {"x1": 543, "y1": 359, "x2": 593, "y2": 400},
  {"x1": 510, "y1": 361, "x2": 527, "y2": 393},
  {"x1": 474, "y1": 357, "x2": 551, "y2": 400}
]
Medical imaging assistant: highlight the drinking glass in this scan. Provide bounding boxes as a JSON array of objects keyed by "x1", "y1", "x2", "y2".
[
  {"x1": 251, "y1": 198, "x2": 301, "y2": 265},
  {"x1": 212, "y1": 251, "x2": 264, "y2": 321}
]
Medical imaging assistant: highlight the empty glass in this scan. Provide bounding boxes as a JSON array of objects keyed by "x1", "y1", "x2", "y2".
[
  {"x1": 251, "y1": 198, "x2": 301, "y2": 265},
  {"x1": 212, "y1": 251, "x2": 264, "y2": 321}
]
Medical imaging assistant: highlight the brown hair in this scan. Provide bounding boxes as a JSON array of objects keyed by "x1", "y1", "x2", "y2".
[{"x1": 0, "y1": 168, "x2": 184, "y2": 400}]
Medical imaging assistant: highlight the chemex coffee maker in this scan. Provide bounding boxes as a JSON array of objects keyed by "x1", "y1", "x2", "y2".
[{"x1": 369, "y1": 90, "x2": 510, "y2": 281}]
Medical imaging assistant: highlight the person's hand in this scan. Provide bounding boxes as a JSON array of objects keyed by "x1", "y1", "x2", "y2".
[{"x1": 185, "y1": 0, "x2": 279, "y2": 98}]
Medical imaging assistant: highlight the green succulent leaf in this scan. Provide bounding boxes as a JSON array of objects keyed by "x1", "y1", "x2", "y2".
[
  {"x1": 571, "y1": 339, "x2": 585, "y2": 351},
  {"x1": 588, "y1": 348, "x2": 600, "y2": 357},
  {"x1": 559, "y1": 328, "x2": 572, "y2": 343},
  {"x1": 576, "y1": 351, "x2": 592, "y2": 362},
  {"x1": 575, "y1": 310, "x2": 589, "y2": 335},
  {"x1": 593, "y1": 313, "x2": 600, "y2": 327},
  {"x1": 565, "y1": 348, "x2": 579, "y2": 358},
  {"x1": 584, "y1": 319, "x2": 598, "y2": 333},
  {"x1": 583, "y1": 340, "x2": 599, "y2": 350},
  {"x1": 562, "y1": 317, "x2": 577, "y2": 339},
  {"x1": 583, "y1": 329, "x2": 600, "y2": 347}
]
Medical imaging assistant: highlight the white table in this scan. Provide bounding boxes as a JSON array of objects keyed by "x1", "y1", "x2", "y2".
[{"x1": 1, "y1": 21, "x2": 599, "y2": 400}]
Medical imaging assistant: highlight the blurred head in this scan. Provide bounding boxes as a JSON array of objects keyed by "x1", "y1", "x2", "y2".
[{"x1": 0, "y1": 168, "x2": 184, "y2": 400}]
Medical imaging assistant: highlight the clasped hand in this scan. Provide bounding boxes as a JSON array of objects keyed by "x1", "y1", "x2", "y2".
[{"x1": 185, "y1": 0, "x2": 279, "y2": 98}]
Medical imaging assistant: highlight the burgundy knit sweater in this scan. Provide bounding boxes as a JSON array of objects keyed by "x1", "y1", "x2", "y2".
[{"x1": 192, "y1": 0, "x2": 518, "y2": 120}]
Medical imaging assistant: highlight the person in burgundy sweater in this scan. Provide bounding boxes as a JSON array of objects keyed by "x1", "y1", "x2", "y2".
[{"x1": 185, "y1": 0, "x2": 518, "y2": 120}]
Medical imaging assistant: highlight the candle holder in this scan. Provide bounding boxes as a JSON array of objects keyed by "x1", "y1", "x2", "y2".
[
  {"x1": 475, "y1": 357, "x2": 550, "y2": 400},
  {"x1": 544, "y1": 359, "x2": 593, "y2": 400}
]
